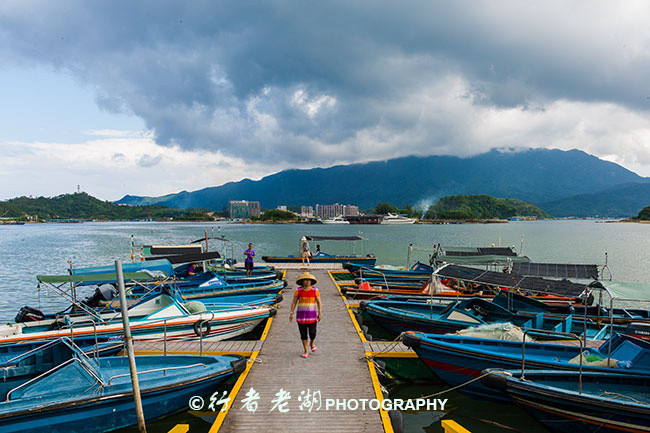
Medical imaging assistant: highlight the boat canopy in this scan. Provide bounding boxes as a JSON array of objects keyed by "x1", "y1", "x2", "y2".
[
  {"x1": 72, "y1": 259, "x2": 174, "y2": 278},
  {"x1": 440, "y1": 246, "x2": 518, "y2": 257},
  {"x1": 143, "y1": 251, "x2": 221, "y2": 264},
  {"x1": 511, "y1": 262, "x2": 599, "y2": 280},
  {"x1": 143, "y1": 244, "x2": 203, "y2": 256},
  {"x1": 37, "y1": 271, "x2": 159, "y2": 284},
  {"x1": 433, "y1": 245, "x2": 529, "y2": 266},
  {"x1": 434, "y1": 264, "x2": 588, "y2": 297},
  {"x1": 305, "y1": 235, "x2": 365, "y2": 241},
  {"x1": 434, "y1": 253, "x2": 531, "y2": 266}
]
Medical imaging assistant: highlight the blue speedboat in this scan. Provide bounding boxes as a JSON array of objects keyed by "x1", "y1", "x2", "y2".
[
  {"x1": 482, "y1": 369, "x2": 650, "y2": 433},
  {"x1": 0, "y1": 338, "x2": 245, "y2": 433},
  {"x1": 359, "y1": 297, "x2": 620, "y2": 339},
  {"x1": 402, "y1": 332, "x2": 650, "y2": 401}
]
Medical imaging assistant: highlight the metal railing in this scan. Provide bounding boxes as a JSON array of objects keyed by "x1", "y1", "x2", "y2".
[
  {"x1": 521, "y1": 329, "x2": 584, "y2": 394},
  {"x1": 106, "y1": 363, "x2": 208, "y2": 385}
]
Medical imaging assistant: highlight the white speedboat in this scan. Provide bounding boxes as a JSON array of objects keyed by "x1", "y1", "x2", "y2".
[
  {"x1": 381, "y1": 213, "x2": 416, "y2": 224},
  {"x1": 322, "y1": 216, "x2": 349, "y2": 224}
]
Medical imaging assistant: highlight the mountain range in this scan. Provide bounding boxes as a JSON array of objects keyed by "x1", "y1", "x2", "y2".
[{"x1": 117, "y1": 148, "x2": 650, "y2": 217}]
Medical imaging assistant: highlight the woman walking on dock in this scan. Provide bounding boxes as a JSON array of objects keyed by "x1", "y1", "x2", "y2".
[
  {"x1": 300, "y1": 236, "x2": 311, "y2": 266},
  {"x1": 290, "y1": 272, "x2": 322, "y2": 358}
]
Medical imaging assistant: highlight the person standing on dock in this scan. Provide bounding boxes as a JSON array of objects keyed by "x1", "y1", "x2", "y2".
[
  {"x1": 244, "y1": 243, "x2": 255, "y2": 277},
  {"x1": 289, "y1": 272, "x2": 322, "y2": 358},
  {"x1": 300, "y1": 236, "x2": 310, "y2": 266}
]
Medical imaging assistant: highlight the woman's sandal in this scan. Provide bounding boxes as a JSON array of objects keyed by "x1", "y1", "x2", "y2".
[
  {"x1": 311, "y1": 345, "x2": 317, "y2": 353},
  {"x1": 301, "y1": 352, "x2": 309, "y2": 358}
]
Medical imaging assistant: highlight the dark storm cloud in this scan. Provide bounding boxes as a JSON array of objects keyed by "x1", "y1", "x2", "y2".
[{"x1": 2, "y1": 0, "x2": 650, "y2": 167}]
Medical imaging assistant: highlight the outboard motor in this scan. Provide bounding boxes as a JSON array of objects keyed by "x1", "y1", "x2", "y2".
[
  {"x1": 81, "y1": 284, "x2": 117, "y2": 308},
  {"x1": 626, "y1": 322, "x2": 650, "y2": 341},
  {"x1": 15, "y1": 306, "x2": 45, "y2": 323}
]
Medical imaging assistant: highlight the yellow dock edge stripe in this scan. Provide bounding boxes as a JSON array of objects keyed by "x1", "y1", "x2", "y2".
[
  {"x1": 366, "y1": 358, "x2": 395, "y2": 433},
  {"x1": 208, "y1": 271, "x2": 283, "y2": 432},
  {"x1": 441, "y1": 420, "x2": 472, "y2": 433},
  {"x1": 366, "y1": 351, "x2": 418, "y2": 358}
]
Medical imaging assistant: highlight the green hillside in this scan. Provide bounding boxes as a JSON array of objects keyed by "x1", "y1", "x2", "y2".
[
  {"x1": 424, "y1": 195, "x2": 551, "y2": 220},
  {"x1": 0, "y1": 192, "x2": 211, "y2": 221},
  {"x1": 638, "y1": 206, "x2": 650, "y2": 220},
  {"x1": 116, "y1": 148, "x2": 650, "y2": 217}
]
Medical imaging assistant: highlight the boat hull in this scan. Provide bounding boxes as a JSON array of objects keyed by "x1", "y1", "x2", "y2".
[{"x1": 483, "y1": 370, "x2": 650, "y2": 433}]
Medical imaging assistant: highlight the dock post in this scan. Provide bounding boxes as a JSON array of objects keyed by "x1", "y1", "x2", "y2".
[{"x1": 116, "y1": 260, "x2": 147, "y2": 433}]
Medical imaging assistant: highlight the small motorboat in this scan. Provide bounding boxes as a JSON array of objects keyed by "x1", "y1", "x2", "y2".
[
  {"x1": 380, "y1": 213, "x2": 416, "y2": 224},
  {"x1": 0, "y1": 338, "x2": 245, "y2": 433},
  {"x1": 322, "y1": 216, "x2": 349, "y2": 224},
  {"x1": 5, "y1": 291, "x2": 276, "y2": 345}
]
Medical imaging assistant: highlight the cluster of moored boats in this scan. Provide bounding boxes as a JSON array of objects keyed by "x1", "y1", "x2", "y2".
[
  {"x1": 348, "y1": 245, "x2": 650, "y2": 433},
  {"x1": 1, "y1": 241, "x2": 285, "y2": 432}
]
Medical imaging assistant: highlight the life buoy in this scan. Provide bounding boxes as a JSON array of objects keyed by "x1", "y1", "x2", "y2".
[{"x1": 193, "y1": 320, "x2": 211, "y2": 337}]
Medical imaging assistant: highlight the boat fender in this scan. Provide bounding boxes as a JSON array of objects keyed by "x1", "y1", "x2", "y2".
[
  {"x1": 364, "y1": 332, "x2": 373, "y2": 341},
  {"x1": 388, "y1": 410, "x2": 403, "y2": 433},
  {"x1": 283, "y1": 280, "x2": 288, "y2": 288},
  {"x1": 193, "y1": 320, "x2": 211, "y2": 337},
  {"x1": 360, "y1": 325, "x2": 369, "y2": 334},
  {"x1": 274, "y1": 294, "x2": 284, "y2": 304},
  {"x1": 269, "y1": 307, "x2": 278, "y2": 317},
  {"x1": 401, "y1": 332, "x2": 421, "y2": 348},
  {"x1": 354, "y1": 312, "x2": 364, "y2": 325},
  {"x1": 359, "y1": 301, "x2": 368, "y2": 312},
  {"x1": 275, "y1": 271, "x2": 284, "y2": 280},
  {"x1": 230, "y1": 356, "x2": 247, "y2": 374},
  {"x1": 480, "y1": 370, "x2": 509, "y2": 391}
]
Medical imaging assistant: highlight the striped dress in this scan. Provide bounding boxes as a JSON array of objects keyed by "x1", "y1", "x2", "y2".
[{"x1": 294, "y1": 287, "x2": 320, "y2": 324}]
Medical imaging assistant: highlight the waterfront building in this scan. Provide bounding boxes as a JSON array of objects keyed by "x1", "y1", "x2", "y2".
[
  {"x1": 229, "y1": 200, "x2": 261, "y2": 218},
  {"x1": 315, "y1": 203, "x2": 359, "y2": 219},
  {"x1": 300, "y1": 206, "x2": 314, "y2": 217}
]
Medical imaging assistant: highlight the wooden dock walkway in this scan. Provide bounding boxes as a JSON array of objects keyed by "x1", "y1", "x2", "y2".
[
  {"x1": 132, "y1": 340, "x2": 263, "y2": 357},
  {"x1": 216, "y1": 269, "x2": 387, "y2": 432}
]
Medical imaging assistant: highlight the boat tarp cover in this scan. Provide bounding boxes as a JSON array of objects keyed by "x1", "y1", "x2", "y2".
[
  {"x1": 72, "y1": 259, "x2": 173, "y2": 277},
  {"x1": 511, "y1": 262, "x2": 599, "y2": 280},
  {"x1": 434, "y1": 264, "x2": 588, "y2": 297},
  {"x1": 441, "y1": 246, "x2": 517, "y2": 257},
  {"x1": 305, "y1": 235, "x2": 365, "y2": 241},
  {"x1": 435, "y1": 254, "x2": 531, "y2": 266},
  {"x1": 143, "y1": 245, "x2": 203, "y2": 256},
  {"x1": 37, "y1": 271, "x2": 157, "y2": 284},
  {"x1": 144, "y1": 251, "x2": 221, "y2": 264}
]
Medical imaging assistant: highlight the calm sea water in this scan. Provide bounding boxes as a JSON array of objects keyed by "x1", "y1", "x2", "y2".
[{"x1": 1, "y1": 220, "x2": 649, "y2": 433}]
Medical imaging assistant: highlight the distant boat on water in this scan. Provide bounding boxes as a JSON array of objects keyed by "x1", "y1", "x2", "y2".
[
  {"x1": 322, "y1": 216, "x2": 349, "y2": 224},
  {"x1": 381, "y1": 213, "x2": 416, "y2": 224}
]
